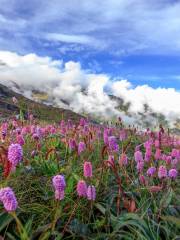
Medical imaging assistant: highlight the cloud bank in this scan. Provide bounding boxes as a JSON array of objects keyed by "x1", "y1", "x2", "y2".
[{"x1": 0, "y1": 51, "x2": 180, "y2": 125}]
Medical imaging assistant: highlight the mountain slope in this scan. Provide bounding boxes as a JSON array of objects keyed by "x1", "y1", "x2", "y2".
[{"x1": 0, "y1": 83, "x2": 82, "y2": 122}]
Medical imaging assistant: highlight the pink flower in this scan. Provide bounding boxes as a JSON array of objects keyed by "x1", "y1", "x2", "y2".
[
  {"x1": 137, "y1": 161, "x2": 144, "y2": 173},
  {"x1": 134, "y1": 150, "x2": 143, "y2": 162},
  {"x1": 77, "y1": 180, "x2": 87, "y2": 197},
  {"x1": 158, "y1": 165, "x2": 167, "y2": 179},
  {"x1": 55, "y1": 190, "x2": 65, "y2": 200},
  {"x1": 52, "y1": 175, "x2": 66, "y2": 191},
  {"x1": 16, "y1": 135, "x2": 25, "y2": 145},
  {"x1": 171, "y1": 149, "x2": 178, "y2": 158},
  {"x1": 0, "y1": 187, "x2": 18, "y2": 212},
  {"x1": 155, "y1": 148, "x2": 161, "y2": 160},
  {"x1": 83, "y1": 162, "x2": 92, "y2": 178},
  {"x1": 165, "y1": 156, "x2": 172, "y2": 165},
  {"x1": 8, "y1": 144, "x2": 23, "y2": 169},
  {"x1": 68, "y1": 138, "x2": 76, "y2": 151},
  {"x1": 147, "y1": 167, "x2": 156, "y2": 177},
  {"x1": 32, "y1": 133, "x2": 39, "y2": 141},
  {"x1": 154, "y1": 140, "x2": 160, "y2": 148},
  {"x1": 79, "y1": 118, "x2": 86, "y2": 127},
  {"x1": 52, "y1": 175, "x2": 66, "y2": 200},
  {"x1": 144, "y1": 147, "x2": 152, "y2": 162},
  {"x1": 87, "y1": 185, "x2": 96, "y2": 201},
  {"x1": 108, "y1": 136, "x2": 119, "y2": 152},
  {"x1": 168, "y1": 169, "x2": 178, "y2": 179},
  {"x1": 78, "y1": 142, "x2": 86, "y2": 155}
]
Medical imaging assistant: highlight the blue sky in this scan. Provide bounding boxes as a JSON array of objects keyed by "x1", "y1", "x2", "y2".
[{"x1": 0, "y1": 0, "x2": 180, "y2": 90}]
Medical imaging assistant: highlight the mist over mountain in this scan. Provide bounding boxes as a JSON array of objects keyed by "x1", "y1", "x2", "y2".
[{"x1": 0, "y1": 51, "x2": 180, "y2": 128}]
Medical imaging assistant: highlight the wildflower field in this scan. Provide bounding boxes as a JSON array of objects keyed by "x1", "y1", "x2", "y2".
[{"x1": 0, "y1": 104, "x2": 179, "y2": 239}]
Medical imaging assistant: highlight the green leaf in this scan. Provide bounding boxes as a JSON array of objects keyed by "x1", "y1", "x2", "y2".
[
  {"x1": 5, "y1": 232, "x2": 17, "y2": 240},
  {"x1": 160, "y1": 188, "x2": 173, "y2": 208},
  {"x1": 38, "y1": 231, "x2": 51, "y2": 240},
  {"x1": 0, "y1": 212, "x2": 14, "y2": 232},
  {"x1": 69, "y1": 218, "x2": 91, "y2": 237},
  {"x1": 95, "y1": 203, "x2": 116, "y2": 222},
  {"x1": 24, "y1": 217, "x2": 33, "y2": 235},
  {"x1": 66, "y1": 176, "x2": 75, "y2": 194},
  {"x1": 161, "y1": 216, "x2": 180, "y2": 227},
  {"x1": 112, "y1": 213, "x2": 152, "y2": 240}
]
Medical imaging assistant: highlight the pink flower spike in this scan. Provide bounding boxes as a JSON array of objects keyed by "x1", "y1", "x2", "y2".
[
  {"x1": 169, "y1": 169, "x2": 178, "y2": 179},
  {"x1": 134, "y1": 150, "x2": 143, "y2": 162},
  {"x1": 77, "y1": 180, "x2": 87, "y2": 197},
  {"x1": 78, "y1": 142, "x2": 86, "y2": 155},
  {"x1": 87, "y1": 185, "x2": 96, "y2": 201},
  {"x1": 83, "y1": 162, "x2": 92, "y2": 178},
  {"x1": 158, "y1": 165, "x2": 167, "y2": 179},
  {"x1": 8, "y1": 144, "x2": 23, "y2": 170},
  {"x1": 0, "y1": 187, "x2": 18, "y2": 212}
]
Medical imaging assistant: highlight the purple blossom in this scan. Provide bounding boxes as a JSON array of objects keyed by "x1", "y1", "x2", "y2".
[
  {"x1": 68, "y1": 138, "x2": 76, "y2": 151},
  {"x1": 134, "y1": 150, "x2": 143, "y2": 162},
  {"x1": 155, "y1": 148, "x2": 161, "y2": 160},
  {"x1": 52, "y1": 175, "x2": 66, "y2": 201},
  {"x1": 136, "y1": 161, "x2": 144, "y2": 172},
  {"x1": 108, "y1": 136, "x2": 119, "y2": 152},
  {"x1": 52, "y1": 175, "x2": 66, "y2": 192},
  {"x1": 168, "y1": 169, "x2": 178, "y2": 179},
  {"x1": 16, "y1": 135, "x2": 25, "y2": 145},
  {"x1": 147, "y1": 167, "x2": 156, "y2": 177},
  {"x1": 0, "y1": 187, "x2": 18, "y2": 212},
  {"x1": 79, "y1": 118, "x2": 86, "y2": 127},
  {"x1": 171, "y1": 149, "x2": 178, "y2": 158},
  {"x1": 165, "y1": 156, "x2": 172, "y2": 165},
  {"x1": 144, "y1": 147, "x2": 152, "y2": 162},
  {"x1": 8, "y1": 144, "x2": 23, "y2": 169},
  {"x1": 154, "y1": 140, "x2": 160, "y2": 148},
  {"x1": 158, "y1": 165, "x2": 167, "y2": 179},
  {"x1": 77, "y1": 180, "x2": 87, "y2": 197},
  {"x1": 83, "y1": 162, "x2": 92, "y2": 178},
  {"x1": 87, "y1": 185, "x2": 96, "y2": 201},
  {"x1": 78, "y1": 142, "x2": 86, "y2": 155},
  {"x1": 55, "y1": 190, "x2": 65, "y2": 200},
  {"x1": 32, "y1": 133, "x2": 40, "y2": 140}
]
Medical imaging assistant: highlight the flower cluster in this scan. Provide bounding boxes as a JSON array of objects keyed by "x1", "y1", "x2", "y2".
[
  {"x1": 0, "y1": 187, "x2": 18, "y2": 212},
  {"x1": 52, "y1": 175, "x2": 66, "y2": 200},
  {"x1": 76, "y1": 180, "x2": 96, "y2": 201},
  {"x1": 8, "y1": 143, "x2": 23, "y2": 170}
]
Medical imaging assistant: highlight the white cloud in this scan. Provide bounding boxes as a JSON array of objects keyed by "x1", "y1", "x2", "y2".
[
  {"x1": 111, "y1": 80, "x2": 180, "y2": 121},
  {"x1": 0, "y1": 51, "x2": 180, "y2": 125},
  {"x1": 45, "y1": 33, "x2": 96, "y2": 45}
]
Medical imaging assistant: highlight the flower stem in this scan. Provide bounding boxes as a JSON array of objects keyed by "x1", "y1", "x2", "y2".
[{"x1": 10, "y1": 212, "x2": 29, "y2": 240}]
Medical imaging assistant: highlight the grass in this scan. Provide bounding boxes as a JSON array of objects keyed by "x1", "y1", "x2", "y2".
[{"x1": 0, "y1": 108, "x2": 179, "y2": 239}]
